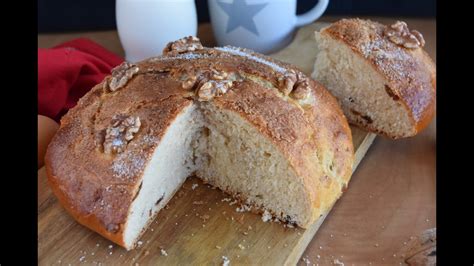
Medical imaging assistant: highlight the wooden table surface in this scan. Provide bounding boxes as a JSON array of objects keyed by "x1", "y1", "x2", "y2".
[{"x1": 38, "y1": 16, "x2": 436, "y2": 265}]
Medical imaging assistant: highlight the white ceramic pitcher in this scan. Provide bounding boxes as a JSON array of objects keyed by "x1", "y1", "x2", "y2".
[{"x1": 116, "y1": 0, "x2": 198, "y2": 62}]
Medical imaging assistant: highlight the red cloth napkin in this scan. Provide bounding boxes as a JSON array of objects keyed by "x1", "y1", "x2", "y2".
[{"x1": 38, "y1": 38, "x2": 123, "y2": 122}]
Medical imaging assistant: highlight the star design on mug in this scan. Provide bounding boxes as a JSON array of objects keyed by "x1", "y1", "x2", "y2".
[{"x1": 217, "y1": 0, "x2": 268, "y2": 36}]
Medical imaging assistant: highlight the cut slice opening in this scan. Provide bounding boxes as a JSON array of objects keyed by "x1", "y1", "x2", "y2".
[
  {"x1": 312, "y1": 32, "x2": 415, "y2": 138},
  {"x1": 197, "y1": 102, "x2": 310, "y2": 225},
  {"x1": 123, "y1": 101, "x2": 311, "y2": 249}
]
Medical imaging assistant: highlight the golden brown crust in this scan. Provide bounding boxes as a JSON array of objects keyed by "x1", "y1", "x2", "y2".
[
  {"x1": 45, "y1": 72, "x2": 194, "y2": 247},
  {"x1": 45, "y1": 38, "x2": 354, "y2": 246},
  {"x1": 321, "y1": 19, "x2": 436, "y2": 137}
]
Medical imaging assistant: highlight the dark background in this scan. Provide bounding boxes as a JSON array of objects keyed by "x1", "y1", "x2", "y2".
[{"x1": 38, "y1": 0, "x2": 436, "y2": 33}]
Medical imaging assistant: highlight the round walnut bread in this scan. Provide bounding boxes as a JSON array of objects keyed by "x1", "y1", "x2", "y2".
[{"x1": 45, "y1": 36, "x2": 354, "y2": 250}]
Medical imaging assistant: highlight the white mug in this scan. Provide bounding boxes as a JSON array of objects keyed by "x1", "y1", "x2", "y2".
[
  {"x1": 116, "y1": 0, "x2": 198, "y2": 62},
  {"x1": 208, "y1": 0, "x2": 329, "y2": 54}
]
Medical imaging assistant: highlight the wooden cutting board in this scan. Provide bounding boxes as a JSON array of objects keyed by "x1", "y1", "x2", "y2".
[{"x1": 38, "y1": 22, "x2": 376, "y2": 265}]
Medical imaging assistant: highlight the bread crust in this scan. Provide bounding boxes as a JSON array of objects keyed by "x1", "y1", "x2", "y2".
[
  {"x1": 320, "y1": 19, "x2": 436, "y2": 138},
  {"x1": 45, "y1": 40, "x2": 354, "y2": 248}
]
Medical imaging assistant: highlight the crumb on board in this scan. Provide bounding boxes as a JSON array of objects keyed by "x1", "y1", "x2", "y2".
[
  {"x1": 261, "y1": 210, "x2": 272, "y2": 222},
  {"x1": 333, "y1": 259, "x2": 345, "y2": 265},
  {"x1": 302, "y1": 256, "x2": 311, "y2": 265},
  {"x1": 160, "y1": 248, "x2": 168, "y2": 256},
  {"x1": 222, "y1": 256, "x2": 230, "y2": 266},
  {"x1": 236, "y1": 204, "x2": 252, "y2": 213},
  {"x1": 192, "y1": 183, "x2": 198, "y2": 190},
  {"x1": 238, "y1": 244, "x2": 245, "y2": 250}
]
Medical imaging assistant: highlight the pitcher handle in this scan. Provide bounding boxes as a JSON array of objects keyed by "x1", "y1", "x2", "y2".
[{"x1": 295, "y1": 0, "x2": 329, "y2": 27}]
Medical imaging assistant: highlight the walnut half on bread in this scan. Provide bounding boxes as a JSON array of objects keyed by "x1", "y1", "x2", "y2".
[
  {"x1": 45, "y1": 37, "x2": 354, "y2": 250},
  {"x1": 312, "y1": 19, "x2": 436, "y2": 139}
]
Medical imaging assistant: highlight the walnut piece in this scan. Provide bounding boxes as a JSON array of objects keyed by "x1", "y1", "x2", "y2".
[
  {"x1": 384, "y1": 21, "x2": 425, "y2": 49},
  {"x1": 277, "y1": 70, "x2": 311, "y2": 100},
  {"x1": 174, "y1": 65, "x2": 200, "y2": 90},
  {"x1": 197, "y1": 81, "x2": 215, "y2": 101},
  {"x1": 291, "y1": 81, "x2": 311, "y2": 100},
  {"x1": 103, "y1": 115, "x2": 141, "y2": 154},
  {"x1": 210, "y1": 69, "x2": 228, "y2": 80},
  {"x1": 163, "y1": 36, "x2": 204, "y2": 55},
  {"x1": 105, "y1": 62, "x2": 139, "y2": 92},
  {"x1": 196, "y1": 80, "x2": 234, "y2": 102},
  {"x1": 278, "y1": 70, "x2": 297, "y2": 96},
  {"x1": 181, "y1": 74, "x2": 198, "y2": 90},
  {"x1": 177, "y1": 68, "x2": 238, "y2": 100}
]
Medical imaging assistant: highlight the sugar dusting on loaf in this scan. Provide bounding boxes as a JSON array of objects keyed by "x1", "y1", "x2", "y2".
[
  {"x1": 111, "y1": 134, "x2": 157, "y2": 179},
  {"x1": 149, "y1": 53, "x2": 212, "y2": 62},
  {"x1": 215, "y1": 46, "x2": 287, "y2": 73},
  {"x1": 148, "y1": 45, "x2": 288, "y2": 75}
]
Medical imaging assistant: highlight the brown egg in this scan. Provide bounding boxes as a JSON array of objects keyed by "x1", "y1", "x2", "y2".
[{"x1": 38, "y1": 115, "x2": 59, "y2": 169}]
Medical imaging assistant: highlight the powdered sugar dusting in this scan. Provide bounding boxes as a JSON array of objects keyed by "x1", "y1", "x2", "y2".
[
  {"x1": 148, "y1": 46, "x2": 288, "y2": 75},
  {"x1": 110, "y1": 132, "x2": 159, "y2": 178},
  {"x1": 360, "y1": 40, "x2": 384, "y2": 58},
  {"x1": 216, "y1": 46, "x2": 287, "y2": 73},
  {"x1": 149, "y1": 53, "x2": 213, "y2": 62},
  {"x1": 111, "y1": 155, "x2": 145, "y2": 179},
  {"x1": 360, "y1": 39, "x2": 412, "y2": 69}
]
